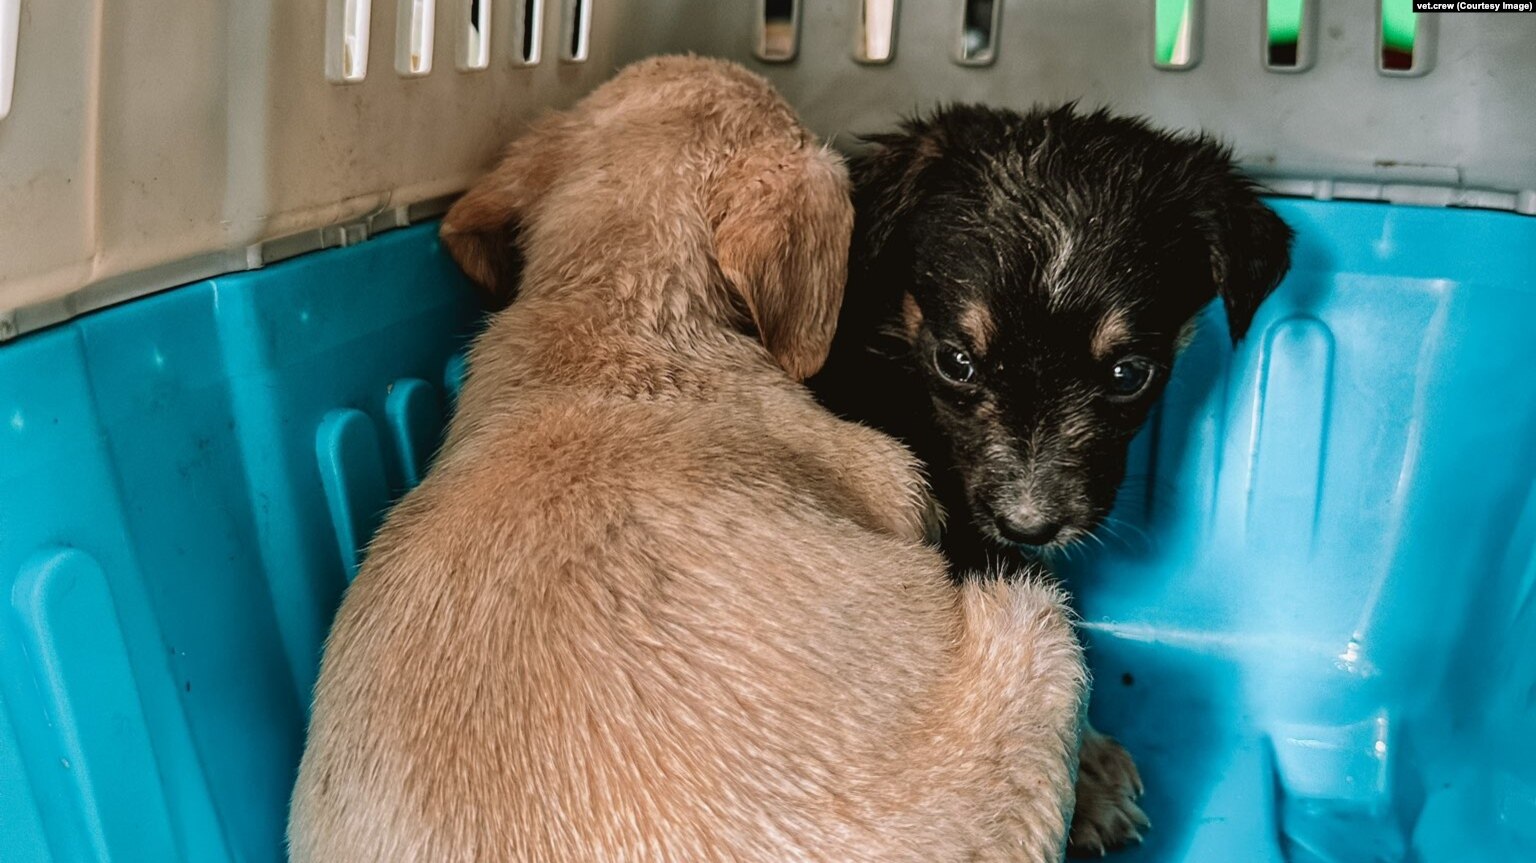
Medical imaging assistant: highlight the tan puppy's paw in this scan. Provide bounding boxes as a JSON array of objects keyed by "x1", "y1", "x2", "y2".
[
  {"x1": 918, "y1": 488, "x2": 946, "y2": 547},
  {"x1": 887, "y1": 475, "x2": 944, "y2": 547},
  {"x1": 1068, "y1": 729, "x2": 1149, "y2": 857}
]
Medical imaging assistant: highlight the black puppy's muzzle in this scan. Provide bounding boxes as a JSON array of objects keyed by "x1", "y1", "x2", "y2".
[
  {"x1": 993, "y1": 512, "x2": 1062, "y2": 546},
  {"x1": 970, "y1": 467, "x2": 1101, "y2": 550}
]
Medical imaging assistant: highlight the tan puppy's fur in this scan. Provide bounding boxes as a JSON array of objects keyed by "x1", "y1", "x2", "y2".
[{"x1": 288, "y1": 56, "x2": 1087, "y2": 863}]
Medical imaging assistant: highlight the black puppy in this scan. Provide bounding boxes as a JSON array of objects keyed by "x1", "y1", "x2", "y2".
[{"x1": 812, "y1": 104, "x2": 1293, "y2": 855}]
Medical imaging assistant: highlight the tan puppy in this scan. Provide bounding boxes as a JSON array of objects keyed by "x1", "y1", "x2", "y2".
[{"x1": 288, "y1": 56, "x2": 1087, "y2": 863}]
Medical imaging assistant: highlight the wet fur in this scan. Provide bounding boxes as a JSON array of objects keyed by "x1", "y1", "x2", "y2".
[
  {"x1": 289, "y1": 59, "x2": 1089, "y2": 862},
  {"x1": 811, "y1": 103, "x2": 1293, "y2": 854}
]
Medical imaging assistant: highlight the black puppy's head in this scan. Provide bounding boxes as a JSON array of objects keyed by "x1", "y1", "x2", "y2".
[{"x1": 851, "y1": 104, "x2": 1292, "y2": 550}]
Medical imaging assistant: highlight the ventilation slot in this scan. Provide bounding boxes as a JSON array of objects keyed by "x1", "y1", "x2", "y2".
[
  {"x1": 0, "y1": 0, "x2": 18, "y2": 118},
  {"x1": 1379, "y1": 0, "x2": 1434, "y2": 77},
  {"x1": 458, "y1": 0, "x2": 490, "y2": 71},
  {"x1": 955, "y1": 0, "x2": 1001, "y2": 66},
  {"x1": 559, "y1": 0, "x2": 590, "y2": 63},
  {"x1": 325, "y1": 0, "x2": 373, "y2": 83},
  {"x1": 1152, "y1": 0, "x2": 1200, "y2": 71},
  {"x1": 396, "y1": 0, "x2": 436, "y2": 76},
  {"x1": 1265, "y1": 0, "x2": 1314, "y2": 72},
  {"x1": 853, "y1": 0, "x2": 899, "y2": 64},
  {"x1": 512, "y1": 0, "x2": 543, "y2": 65},
  {"x1": 755, "y1": 0, "x2": 800, "y2": 63}
]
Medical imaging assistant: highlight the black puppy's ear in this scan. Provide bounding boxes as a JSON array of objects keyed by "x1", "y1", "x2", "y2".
[
  {"x1": 1188, "y1": 161, "x2": 1295, "y2": 343},
  {"x1": 851, "y1": 118, "x2": 944, "y2": 266},
  {"x1": 1209, "y1": 180, "x2": 1294, "y2": 342}
]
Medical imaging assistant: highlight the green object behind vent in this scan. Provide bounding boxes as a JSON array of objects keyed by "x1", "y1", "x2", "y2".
[
  {"x1": 1155, "y1": 0, "x2": 1193, "y2": 66},
  {"x1": 1267, "y1": 0, "x2": 1303, "y2": 43},
  {"x1": 1266, "y1": 0, "x2": 1304, "y2": 67},
  {"x1": 1382, "y1": 0, "x2": 1417, "y2": 53}
]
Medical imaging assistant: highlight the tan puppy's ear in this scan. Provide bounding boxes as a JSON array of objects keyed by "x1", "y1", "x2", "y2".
[
  {"x1": 714, "y1": 145, "x2": 854, "y2": 382},
  {"x1": 440, "y1": 114, "x2": 579, "y2": 299}
]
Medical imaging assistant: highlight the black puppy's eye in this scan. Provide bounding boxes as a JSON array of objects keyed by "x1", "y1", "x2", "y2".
[
  {"x1": 934, "y1": 343, "x2": 977, "y2": 384},
  {"x1": 1107, "y1": 356, "x2": 1156, "y2": 401}
]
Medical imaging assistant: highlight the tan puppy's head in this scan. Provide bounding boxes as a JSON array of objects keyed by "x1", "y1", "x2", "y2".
[{"x1": 440, "y1": 56, "x2": 853, "y2": 381}]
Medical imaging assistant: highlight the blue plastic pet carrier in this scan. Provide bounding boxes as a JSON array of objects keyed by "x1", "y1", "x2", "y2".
[{"x1": 1, "y1": 1, "x2": 1532, "y2": 861}]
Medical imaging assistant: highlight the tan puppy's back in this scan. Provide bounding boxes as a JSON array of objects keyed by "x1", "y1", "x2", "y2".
[
  {"x1": 290, "y1": 56, "x2": 1087, "y2": 863},
  {"x1": 298, "y1": 397, "x2": 951, "y2": 858}
]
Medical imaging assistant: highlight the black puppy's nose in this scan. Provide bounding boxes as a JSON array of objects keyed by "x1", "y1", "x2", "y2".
[{"x1": 995, "y1": 514, "x2": 1061, "y2": 546}]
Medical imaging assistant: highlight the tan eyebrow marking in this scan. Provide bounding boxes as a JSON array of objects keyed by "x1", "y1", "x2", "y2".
[
  {"x1": 900, "y1": 292, "x2": 924, "y2": 341},
  {"x1": 1091, "y1": 308, "x2": 1134, "y2": 359},
  {"x1": 957, "y1": 301, "x2": 995, "y2": 355}
]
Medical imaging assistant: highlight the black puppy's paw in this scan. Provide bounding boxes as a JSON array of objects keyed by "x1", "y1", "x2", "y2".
[{"x1": 1068, "y1": 729, "x2": 1149, "y2": 857}]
